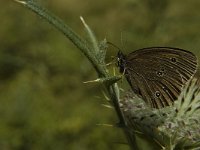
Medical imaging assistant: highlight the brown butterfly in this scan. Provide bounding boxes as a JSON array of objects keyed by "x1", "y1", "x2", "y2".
[{"x1": 117, "y1": 47, "x2": 198, "y2": 108}]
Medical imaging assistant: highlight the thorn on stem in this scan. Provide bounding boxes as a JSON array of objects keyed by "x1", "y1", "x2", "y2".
[{"x1": 14, "y1": 0, "x2": 27, "y2": 5}]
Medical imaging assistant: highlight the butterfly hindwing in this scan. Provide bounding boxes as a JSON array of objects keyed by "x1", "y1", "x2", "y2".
[{"x1": 121, "y1": 47, "x2": 198, "y2": 108}]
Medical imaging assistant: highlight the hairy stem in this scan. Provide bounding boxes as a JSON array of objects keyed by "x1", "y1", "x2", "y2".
[{"x1": 13, "y1": 0, "x2": 137, "y2": 149}]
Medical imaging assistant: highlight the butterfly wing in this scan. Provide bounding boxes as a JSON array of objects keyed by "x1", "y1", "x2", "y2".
[{"x1": 124, "y1": 47, "x2": 198, "y2": 108}]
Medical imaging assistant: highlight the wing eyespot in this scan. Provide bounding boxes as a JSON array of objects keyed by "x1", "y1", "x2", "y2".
[
  {"x1": 155, "y1": 91, "x2": 161, "y2": 97},
  {"x1": 156, "y1": 71, "x2": 164, "y2": 77},
  {"x1": 171, "y1": 57, "x2": 177, "y2": 63}
]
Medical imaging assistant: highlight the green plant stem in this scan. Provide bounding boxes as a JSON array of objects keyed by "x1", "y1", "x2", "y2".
[
  {"x1": 16, "y1": 0, "x2": 106, "y2": 77},
  {"x1": 13, "y1": 0, "x2": 137, "y2": 149},
  {"x1": 107, "y1": 85, "x2": 138, "y2": 150}
]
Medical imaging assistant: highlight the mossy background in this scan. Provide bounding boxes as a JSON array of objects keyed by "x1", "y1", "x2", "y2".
[{"x1": 1, "y1": 0, "x2": 200, "y2": 149}]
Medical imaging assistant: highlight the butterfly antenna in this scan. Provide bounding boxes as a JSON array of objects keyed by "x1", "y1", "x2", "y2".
[
  {"x1": 107, "y1": 42, "x2": 122, "y2": 52},
  {"x1": 106, "y1": 42, "x2": 122, "y2": 66},
  {"x1": 120, "y1": 31, "x2": 126, "y2": 51}
]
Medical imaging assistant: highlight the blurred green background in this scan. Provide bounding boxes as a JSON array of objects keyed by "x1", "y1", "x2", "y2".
[{"x1": 1, "y1": 0, "x2": 200, "y2": 149}]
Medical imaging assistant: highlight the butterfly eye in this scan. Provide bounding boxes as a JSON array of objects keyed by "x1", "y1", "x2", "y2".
[
  {"x1": 171, "y1": 57, "x2": 177, "y2": 62},
  {"x1": 155, "y1": 91, "x2": 161, "y2": 97}
]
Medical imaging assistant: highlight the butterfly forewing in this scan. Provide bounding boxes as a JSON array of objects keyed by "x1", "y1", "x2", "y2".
[{"x1": 119, "y1": 47, "x2": 198, "y2": 108}]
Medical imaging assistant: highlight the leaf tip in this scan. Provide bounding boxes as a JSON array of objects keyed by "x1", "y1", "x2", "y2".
[{"x1": 14, "y1": 0, "x2": 27, "y2": 5}]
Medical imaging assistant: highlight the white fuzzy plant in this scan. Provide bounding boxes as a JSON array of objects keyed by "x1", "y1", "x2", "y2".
[{"x1": 120, "y1": 77, "x2": 200, "y2": 150}]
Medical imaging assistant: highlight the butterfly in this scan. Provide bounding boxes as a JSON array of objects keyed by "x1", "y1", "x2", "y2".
[{"x1": 117, "y1": 47, "x2": 198, "y2": 108}]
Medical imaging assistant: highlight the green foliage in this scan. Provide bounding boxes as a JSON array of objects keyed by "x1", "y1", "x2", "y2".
[{"x1": 1, "y1": 0, "x2": 200, "y2": 149}]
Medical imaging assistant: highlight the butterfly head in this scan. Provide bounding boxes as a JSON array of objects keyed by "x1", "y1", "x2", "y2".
[{"x1": 117, "y1": 51, "x2": 127, "y2": 73}]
